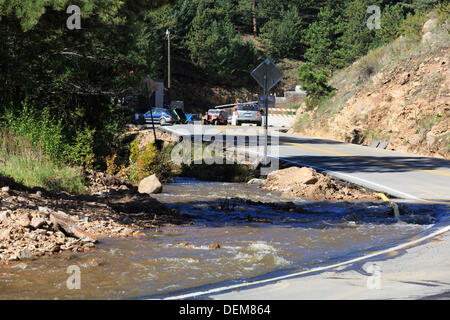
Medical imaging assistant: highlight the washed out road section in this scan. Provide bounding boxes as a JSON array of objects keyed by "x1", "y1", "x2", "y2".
[{"x1": 161, "y1": 125, "x2": 450, "y2": 201}]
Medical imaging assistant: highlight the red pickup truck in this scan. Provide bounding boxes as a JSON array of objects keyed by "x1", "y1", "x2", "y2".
[{"x1": 202, "y1": 109, "x2": 227, "y2": 125}]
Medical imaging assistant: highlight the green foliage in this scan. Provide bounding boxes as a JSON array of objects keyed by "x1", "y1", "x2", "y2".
[
  {"x1": 127, "y1": 141, "x2": 175, "y2": 183},
  {"x1": 436, "y1": 1, "x2": 450, "y2": 21},
  {"x1": 0, "y1": 129, "x2": 86, "y2": 194},
  {"x1": 3, "y1": 102, "x2": 67, "y2": 160},
  {"x1": 298, "y1": 63, "x2": 335, "y2": 110},
  {"x1": 399, "y1": 11, "x2": 430, "y2": 41},
  {"x1": 293, "y1": 113, "x2": 311, "y2": 131},
  {"x1": 186, "y1": 2, "x2": 257, "y2": 85},
  {"x1": 129, "y1": 140, "x2": 140, "y2": 163},
  {"x1": 337, "y1": 0, "x2": 383, "y2": 66},
  {"x1": 302, "y1": 6, "x2": 345, "y2": 70},
  {"x1": 66, "y1": 127, "x2": 96, "y2": 170},
  {"x1": 0, "y1": 0, "x2": 173, "y2": 172},
  {"x1": 375, "y1": 4, "x2": 406, "y2": 45},
  {"x1": 0, "y1": 0, "x2": 174, "y2": 31},
  {"x1": 93, "y1": 104, "x2": 129, "y2": 163},
  {"x1": 260, "y1": 9, "x2": 303, "y2": 60},
  {"x1": 137, "y1": 143, "x2": 159, "y2": 178}
]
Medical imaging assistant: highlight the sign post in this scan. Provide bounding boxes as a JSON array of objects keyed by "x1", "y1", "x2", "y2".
[
  {"x1": 142, "y1": 78, "x2": 162, "y2": 150},
  {"x1": 251, "y1": 58, "x2": 283, "y2": 166}
]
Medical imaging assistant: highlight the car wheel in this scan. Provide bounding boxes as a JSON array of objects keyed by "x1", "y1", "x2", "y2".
[
  {"x1": 257, "y1": 121, "x2": 262, "y2": 127},
  {"x1": 160, "y1": 118, "x2": 166, "y2": 126}
]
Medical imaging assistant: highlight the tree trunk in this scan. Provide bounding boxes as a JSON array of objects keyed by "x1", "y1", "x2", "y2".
[{"x1": 252, "y1": 0, "x2": 257, "y2": 36}]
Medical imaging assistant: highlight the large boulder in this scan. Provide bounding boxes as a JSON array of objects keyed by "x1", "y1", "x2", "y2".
[
  {"x1": 265, "y1": 167, "x2": 319, "y2": 187},
  {"x1": 138, "y1": 174, "x2": 163, "y2": 194}
]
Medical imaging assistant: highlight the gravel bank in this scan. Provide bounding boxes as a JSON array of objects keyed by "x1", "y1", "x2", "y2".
[{"x1": 0, "y1": 172, "x2": 191, "y2": 263}]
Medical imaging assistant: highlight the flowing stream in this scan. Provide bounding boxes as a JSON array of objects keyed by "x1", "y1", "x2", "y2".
[{"x1": 0, "y1": 178, "x2": 443, "y2": 299}]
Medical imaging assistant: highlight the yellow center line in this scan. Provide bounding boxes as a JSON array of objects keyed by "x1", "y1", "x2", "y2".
[
  {"x1": 282, "y1": 141, "x2": 450, "y2": 178},
  {"x1": 213, "y1": 127, "x2": 450, "y2": 177}
]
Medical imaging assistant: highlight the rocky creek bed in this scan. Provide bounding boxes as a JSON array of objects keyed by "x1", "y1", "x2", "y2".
[{"x1": 0, "y1": 172, "x2": 190, "y2": 263}]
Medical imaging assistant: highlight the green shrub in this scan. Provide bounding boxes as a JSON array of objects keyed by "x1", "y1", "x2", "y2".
[
  {"x1": 136, "y1": 143, "x2": 158, "y2": 179},
  {"x1": 298, "y1": 63, "x2": 335, "y2": 110},
  {"x1": 66, "y1": 127, "x2": 96, "y2": 170},
  {"x1": 94, "y1": 104, "x2": 129, "y2": 163},
  {"x1": 105, "y1": 154, "x2": 119, "y2": 175},
  {"x1": 129, "y1": 139, "x2": 140, "y2": 163},
  {"x1": 0, "y1": 129, "x2": 86, "y2": 194},
  {"x1": 436, "y1": 1, "x2": 450, "y2": 22},
  {"x1": 127, "y1": 140, "x2": 176, "y2": 183},
  {"x1": 3, "y1": 102, "x2": 67, "y2": 161},
  {"x1": 400, "y1": 11, "x2": 429, "y2": 41}
]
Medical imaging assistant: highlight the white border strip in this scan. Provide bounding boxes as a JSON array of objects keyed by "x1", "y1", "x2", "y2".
[{"x1": 163, "y1": 224, "x2": 450, "y2": 300}]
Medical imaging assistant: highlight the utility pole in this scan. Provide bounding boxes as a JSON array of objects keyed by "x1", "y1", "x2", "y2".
[
  {"x1": 263, "y1": 65, "x2": 268, "y2": 165},
  {"x1": 252, "y1": 0, "x2": 257, "y2": 36},
  {"x1": 166, "y1": 28, "x2": 171, "y2": 106}
]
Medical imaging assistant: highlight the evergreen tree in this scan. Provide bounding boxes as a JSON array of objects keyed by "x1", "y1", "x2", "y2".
[
  {"x1": 302, "y1": 6, "x2": 345, "y2": 70},
  {"x1": 186, "y1": 0, "x2": 257, "y2": 85}
]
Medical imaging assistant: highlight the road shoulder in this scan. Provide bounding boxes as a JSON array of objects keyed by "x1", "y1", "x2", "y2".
[{"x1": 210, "y1": 223, "x2": 450, "y2": 300}]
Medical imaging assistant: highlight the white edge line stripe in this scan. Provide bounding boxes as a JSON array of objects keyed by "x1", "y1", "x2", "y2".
[{"x1": 163, "y1": 224, "x2": 450, "y2": 300}]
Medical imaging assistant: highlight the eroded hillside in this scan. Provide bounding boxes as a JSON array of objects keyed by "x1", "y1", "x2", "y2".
[{"x1": 291, "y1": 16, "x2": 449, "y2": 158}]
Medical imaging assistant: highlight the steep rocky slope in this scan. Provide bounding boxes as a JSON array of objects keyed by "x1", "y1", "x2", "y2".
[{"x1": 291, "y1": 16, "x2": 449, "y2": 158}]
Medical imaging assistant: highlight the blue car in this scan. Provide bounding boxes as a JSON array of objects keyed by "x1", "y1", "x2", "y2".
[{"x1": 143, "y1": 108, "x2": 174, "y2": 126}]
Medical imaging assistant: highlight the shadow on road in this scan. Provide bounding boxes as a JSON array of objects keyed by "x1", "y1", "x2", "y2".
[{"x1": 278, "y1": 154, "x2": 450, "y2": 174}]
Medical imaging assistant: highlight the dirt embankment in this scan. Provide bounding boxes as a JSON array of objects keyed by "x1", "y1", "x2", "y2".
[
  {"x1": 0, "y1": 172, "x2": 190, "y2": 264},
  {"x1": 291, "y1": 17, "x2": 449, "y2": 158},
  {"x1": 125, "y1": 126, "x2": 176, "y2": 150},
  {"x1": 261, "y1": 166, "x2": 377, "y2": 201}
]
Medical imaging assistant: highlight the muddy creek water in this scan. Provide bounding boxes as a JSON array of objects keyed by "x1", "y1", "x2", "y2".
[{"x1": 0, "y1": 178, "x2": 442, "y2": 299}]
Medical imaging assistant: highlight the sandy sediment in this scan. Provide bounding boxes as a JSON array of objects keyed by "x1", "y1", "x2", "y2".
[{"x1": 261, "y1": 166, "x2": 377, "y2": 201}]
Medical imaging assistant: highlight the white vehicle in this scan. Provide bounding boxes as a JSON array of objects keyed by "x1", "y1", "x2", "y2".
[{"x1": 233, "y1": 104, "x2": 262, "y2": 126}]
